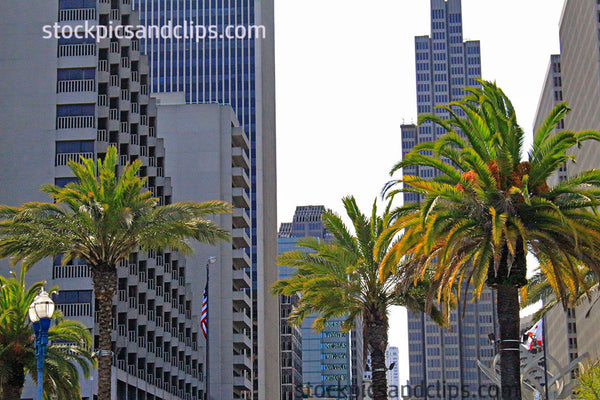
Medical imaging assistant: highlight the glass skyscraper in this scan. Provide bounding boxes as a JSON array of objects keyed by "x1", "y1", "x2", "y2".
[
  {"x1": 278, "y1": 206, "x2": 364, "y2": 399},
  {"x1": 132, "y1": 1, "x2": 278, "y2": 398},
  {"x1": 400, "y1": 0, "x2": 499, "y2": 396}
]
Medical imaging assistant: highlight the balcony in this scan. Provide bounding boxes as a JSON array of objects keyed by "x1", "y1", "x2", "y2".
[
  {"x1": 56, "y1": 302, "x2": 92, "y2": 317},
  {"x1": 232, "y1": 208, "x2": 250, "y2": 228},
  {"x1": 131, "y1": 102, "x2": 139, "y2": 114},
  {"x1": 109, "y1": 108, "x2": 119, "y2": 120},
  {"x1": 233, "y1": 354, "x2": 252, "y2": 370},
  {"x1": 57, "y1": 79, "x2": 95, "y2": 93},
  {"x1": 121, "y1": 89, "x2": 130, "y2": 101},
  {"x1": 119, "y1": 155, "x2": 130, "y2": 165},
  {"x1": 233, "y1": 289, "x2": 251, "y2": 307},
  {"x1": 110, "y1": 9, "x2": 120, "y2": 20},
  {"x1": 233, "y1": 375, "x2": 252, "y2": 390},
  {"x1": 121, "y1": 57, "x2": 130, "y2": 69},
  {"x1": 232, "y1": 147, "x2": 250, "y2": 169},
  {"x1": 110, "y1": 74, "x2": 119, "y2": 86},
  {"x1": 52, "y1": 264, "x2": 90, "y2": 279},
  {"x1": 58, "y1": 8, "x2": 96, "y2": 22},
  {"x1": 233, "y1": 311, "x2": 251, "y2": 329},
  {"x1": 58, "y1": 44, "x2": 95, "y2": 57},
  {"x1": 56, "y1": 116, "x2": 95, "y2": 130},
  {"x1": 232, "y1": 229, "x2": 251, "y2": 249},
  {"x1": 233, "y1": 333, "x2": 252, "y2": 350},
  {"x1": 232, "y1": 167, "x2": 250, "y2": 189},
  {"x1": 131, "y1": 71, "x2": 139, "y2": 82},
  {"x1": 97, "y1": 130, "x2": 108, "y2": 142},
  {"x1": 233, "y1": 269, "x2": 251, "y2": 289},
  {"x1": 120, "y1": 121, "x2": 130, "y2": 133},
  {"x1": 98, "y1": 59, "x2": 109, "y2": 72},
  {"x1": 232, "y1": 188, "x2": 250, "y2": 209},
  {"x1": 232, "y1": 126, "x2": 249, "y2": 149},
  {"x1": 232, "y1": 249, "x2": 251, "y2": 269},
  {"x1": 55, "y1": 152, "x2": 94, "y2": 166},
  {"x1": 98, "y1": 94, "x2": 108, "y2": 107}
]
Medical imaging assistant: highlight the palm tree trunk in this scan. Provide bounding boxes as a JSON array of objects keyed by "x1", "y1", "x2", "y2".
[
  {"x1": 92, "y1": 263, "x2": 117, "y2": 400},
  {"x1": 0, "y1": 363, "x2": 25, "y2": 400},
  {"x1": 366, "y1": 309, "x2": 389, "y2": 400},
  {"x1": 497, "y1": 284, "x2": 522, "y2": 400}
]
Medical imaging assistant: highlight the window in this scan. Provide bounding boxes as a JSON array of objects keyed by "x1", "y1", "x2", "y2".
[
  {"x1": 59, "y1": 0, "x2": 95, "y2": 9},
  {"x1": 56, "y1": 104, "x2": 95, "y2": 117},
  {"x1": 56, "y1": 140, "x2": 94, "y2": 154},
  {"x1": 55, "y1": 177, "x2": 78, "y2": 187},
  {"x1": 54, "y1": 290, "x2": 92, "y2": 304},
  {"x1": 57, "y1": 68, "x2": 95, "y2": 81}
]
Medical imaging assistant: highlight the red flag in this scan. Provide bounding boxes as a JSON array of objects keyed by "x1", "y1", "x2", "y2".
[{"x1": 201, "y1": 284, "x2": 208, "y2": 338}]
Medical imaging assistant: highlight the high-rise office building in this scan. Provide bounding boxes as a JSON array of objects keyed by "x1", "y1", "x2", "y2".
[
  {"x1": 533, "y1": 1, "x2": 600, "y2": 390},
  {"x1": 132, "y1": 2, "x2": 278, "y2": 397},
  {"x1": 155, "y1": 100, "x2": 254, "y2": 399},
  {"x1": 0, "y1": 2, "x2": 207, "y2": 399},
  {"x1": 401, "y1": 1, "x2": 499, "y2": 396},
  {"x1": 278, "y1": 233, "x2": 304, "y2": 400},
  {"x1": 278, "y1": 206, "x2": 364, "y2": 399},
  {"x1": 533, "y1": 54, "x2": 567, "y2": 186}
]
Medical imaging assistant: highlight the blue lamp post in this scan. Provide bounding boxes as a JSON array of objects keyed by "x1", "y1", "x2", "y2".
[{"x1": 28, "y1": 288, "x2": 55, "y2": 400}]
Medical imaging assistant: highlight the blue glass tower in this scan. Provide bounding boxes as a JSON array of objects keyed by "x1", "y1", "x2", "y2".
[
  {"x1": 400, "y1": 1, "x2": 499, "y2": 396},
  {"x1": 133, "y1": 0, "x2": 278, "y2": 398}
]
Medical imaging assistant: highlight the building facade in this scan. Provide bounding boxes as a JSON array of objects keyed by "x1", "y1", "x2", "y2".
[
  {"x1": 131, "y1": 1, "x2": 279, "y2": 397},
  {"x1": 0, "y1": 1, "x2": 207, "y2": 399},
  {"x1": 156, "y1": 101, "x2": 254, "y2": 399},
  {"x1": 401, "y1": 1, "x2": 500, "y2": 396},
  {"x1": 533, "y1": 54, "x2": 567, "y2": 186},
  {"x1": 278, "y1": 206, "x2": 364, "y2": 399},
  {"x1": 278, "y1": 235, "x2": 304, "y2": 400}
]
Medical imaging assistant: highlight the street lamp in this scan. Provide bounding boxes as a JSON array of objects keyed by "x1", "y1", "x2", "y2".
[{"x1": 28, "y1": 288, "x2": 55, "y2": 400}]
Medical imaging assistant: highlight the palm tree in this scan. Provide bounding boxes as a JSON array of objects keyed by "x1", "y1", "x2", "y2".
[
  {"x1": 380, "y1": 81, "x2": 600, "y2": 400},
  {"x1": 273, "y1": 196, "x2": 445, "y2": 400},
  {"x1": 0, "y1": 147, "x2": 231, "y2": 400},
  {"x1": 0, "y1": 268, "x2": 95, "y2": 400}
]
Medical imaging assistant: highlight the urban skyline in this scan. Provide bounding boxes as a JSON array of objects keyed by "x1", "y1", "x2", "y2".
[
  {"x1": 400, "y1": 1, "x2": 500, "y2": 395},
  {"x1": 0, "y1": 1, "x2": 596, "y2": 396}
]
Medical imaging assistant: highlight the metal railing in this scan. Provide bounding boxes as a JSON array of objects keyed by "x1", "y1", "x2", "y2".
[
  {"x1": 98, "y1": 59, "x2": 108, "y2": 72},
  {"x1": 59, "y1": 8, "x2": 96, "y2": 21},
  {"x1": 57, "y1": 79, "x2": 95, "y2": 93},
  {"x1": 56, "y1": 116, "x2": 95, "y2": 129},
  {"x1": 58, "y1": 44, "x2": 95, "y2": 57},
  {"x1": 55, "y1": 152, "x2": 94, "y2": 166},
  {"x1": 56, "y1": 302, "x2": 92, "y2": 317},
  {"x1": 52, "y1": 264, "x2": 90, "y2": 279}
]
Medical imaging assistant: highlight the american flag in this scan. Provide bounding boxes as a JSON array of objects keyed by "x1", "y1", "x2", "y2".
[{"x1": 201, "y1": 283, "x2": 208, "y2": 339}]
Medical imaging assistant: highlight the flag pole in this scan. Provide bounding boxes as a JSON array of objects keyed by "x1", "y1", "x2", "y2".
[
  {"x1": 206, "y1": 260, "x2": 210, "y2": 400},
  {"x1": 542, "y1": 318, "x2": 550, "y2": 400},
  {"x1": 205, "y1": 257, "x2": 216, "y2": 400}
]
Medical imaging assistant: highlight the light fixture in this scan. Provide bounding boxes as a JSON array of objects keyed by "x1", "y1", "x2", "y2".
[{"x1": 28, "y1": 288, "x2": 55, "y2": 322}]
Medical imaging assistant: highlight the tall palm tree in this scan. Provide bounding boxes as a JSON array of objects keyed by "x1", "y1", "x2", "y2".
[
  {"x1": 0, "y1": 268, "x2": 95, "y2": 400},
  {"x1": 0, "y1": 147, "x2": 231, "y2": 400},
  {"x1": 380, "y1": 81, "x2": 600, "y2": 400},
  {"x1": 273, "y1": 196, "x2": 445, "y2": 400}
]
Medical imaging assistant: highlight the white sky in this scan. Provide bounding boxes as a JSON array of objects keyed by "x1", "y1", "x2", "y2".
[{"x1": 274, "y1": 0, "x2": 565, "y2": 385}]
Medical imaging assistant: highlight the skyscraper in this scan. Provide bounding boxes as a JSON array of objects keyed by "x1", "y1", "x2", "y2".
[
  {"x1": 0, "y1": 1, "x2": 207, "y2": 399},
  {"x1": 533, "y1": 1, "x2": 600, "y2": 390},
  {"x1": 401, "y1": 1, "x2": 499, "y2": 396},
  {"x1": 278, "y1": 206, "x2": 364, "y2": 399},
  {"x1": 132, "y1": 2, "x2": 278, "y2": 397}
]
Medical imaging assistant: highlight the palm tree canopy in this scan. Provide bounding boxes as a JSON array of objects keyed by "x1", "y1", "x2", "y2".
[
  {"x1": 0, "y1": 146, "x2": 231, "y2": 268},
  {"x1": 381, "y1": 80, "x2": 600, "y2": 308},
  {"x1": 272, "y1": 195, "x2": 446, "y2": 332},
  {"x1": 0, "y1": 268, "x2": 95, "y2": 399}
]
